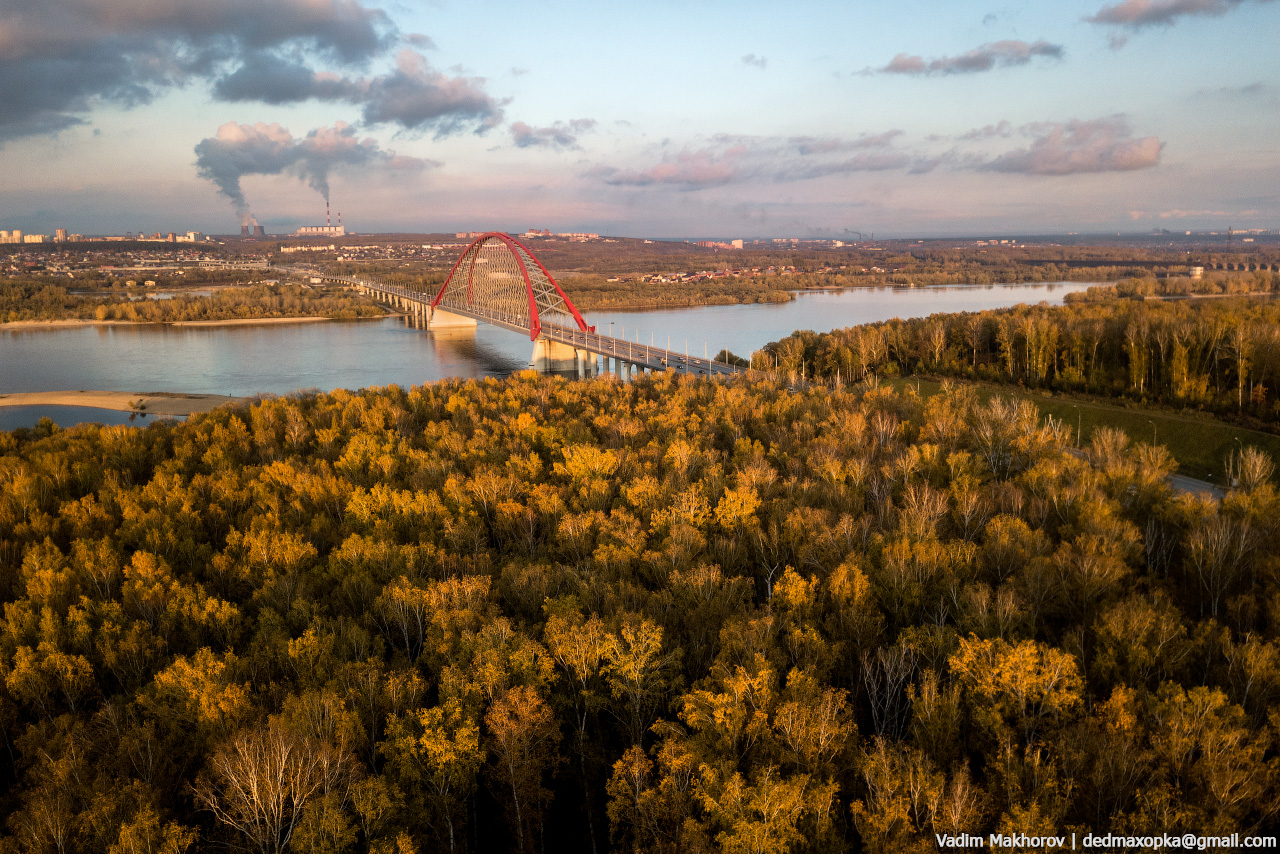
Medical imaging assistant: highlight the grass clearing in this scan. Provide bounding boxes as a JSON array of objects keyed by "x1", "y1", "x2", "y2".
[{"x1": 884, "y1": 376, "x2": 1280, "y2": 483}]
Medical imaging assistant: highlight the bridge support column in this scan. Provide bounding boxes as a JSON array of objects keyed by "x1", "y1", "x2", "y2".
[
  {"x1": 427, "y1": 307, "x2": 478, "y2": 331},
  {"x1": 530, "y1": 337, "x2": 577, "y2": 371}
]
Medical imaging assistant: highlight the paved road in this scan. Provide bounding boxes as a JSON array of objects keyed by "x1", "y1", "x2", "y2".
[
  {"x1": 1067, "y1": 448, "x2": 1224, "y2": 500},
  {"x1": 1168, "y1": 473, "x2": 1226, "y2": 500}
]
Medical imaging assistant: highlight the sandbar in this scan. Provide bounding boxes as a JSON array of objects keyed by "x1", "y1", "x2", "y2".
[
  {"x1": 2, "y1": 316, "x2": 338, "y2": 331},
  {"x1": 1, "y1": 319, "x2": 138, "y2": 330},
  {"x1": 0, "y1": 390, "x2": 248, "y2": 416},
  {"x1": 169, "y1": 316, "x2": 332, "y2": 327}
]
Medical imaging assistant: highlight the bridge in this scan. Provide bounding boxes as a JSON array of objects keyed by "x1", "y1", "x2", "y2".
[{"x1": 289, "y1": 233, "x2": 744, "y2": 377}]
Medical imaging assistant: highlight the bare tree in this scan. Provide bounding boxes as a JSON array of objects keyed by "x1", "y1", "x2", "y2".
[
  {"x1": 861, "y1": 645, "x2": 917, "y2": 739},
  {"x1": 1185, "y1": 512, "x2": 1254, "y2": 618},
  {"x1": 1227, "y1": 446, "x2": 1274, "y2": 493},
  {"x1": 194, "y1": 719, "x2": 356, "y2": 854}
]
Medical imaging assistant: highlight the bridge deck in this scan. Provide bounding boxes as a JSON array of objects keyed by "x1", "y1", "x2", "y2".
[
  {"x1": 290, "y1": 268, "x2": 745, "y2": 377},
  {"x1": 541, "y1": 323, "x2": 742, "y2": 376}
]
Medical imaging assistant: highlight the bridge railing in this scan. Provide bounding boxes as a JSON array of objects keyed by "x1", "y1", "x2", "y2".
[
  {"x1": 284, "y1": 266, "x2": 748, "y2": 377},
  {"x1": 542, "y1": 323, "x2": 743, "y2": 377}
]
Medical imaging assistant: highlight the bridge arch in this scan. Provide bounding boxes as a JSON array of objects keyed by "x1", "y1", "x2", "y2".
[{"x1": 431, "y1": 232, "x2": 591, "y2": 341}]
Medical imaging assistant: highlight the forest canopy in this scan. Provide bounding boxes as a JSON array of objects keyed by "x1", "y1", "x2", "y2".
[
  {"x1": 756, "y1": 289, "x2": 1280, "y2": 427},
  {"x1": 0, "y1": 372, "x2": 1278, "y2": 853},
  {"x1": 0, "y1": 281, "x2": 386, "y2": 324}
]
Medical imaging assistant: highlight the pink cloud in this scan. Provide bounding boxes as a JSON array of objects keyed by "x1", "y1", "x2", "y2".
[
  {"x1": 983, "y1": 116, "x2": 1162, "y2": 175},
  {"x1": 881, "y1": 40, "x2": 1063, "y2": 75},
  {"x1": 1086, "y1": 0, "x2": 1263, "y2": 28}
]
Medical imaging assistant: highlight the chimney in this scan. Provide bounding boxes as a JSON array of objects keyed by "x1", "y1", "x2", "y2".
[
  {"x1": 327, "y1": 203, "x2": 331, "y2": 228},
  {"x1": 241, "y1": 224, "x2": 250, "y2": 237}
]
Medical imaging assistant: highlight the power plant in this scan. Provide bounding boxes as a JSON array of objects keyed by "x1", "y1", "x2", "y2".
[
  {"x1": 240, "y1": 224, "x2": 267, "y2": 238},
  {"x1": 295, "y1": 204, "x2": 346, "y2": 237}
]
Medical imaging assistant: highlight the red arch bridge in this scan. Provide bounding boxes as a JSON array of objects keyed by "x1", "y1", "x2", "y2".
[{"x1": 293, "y1": 232, "x2": 743, "y2": 377}]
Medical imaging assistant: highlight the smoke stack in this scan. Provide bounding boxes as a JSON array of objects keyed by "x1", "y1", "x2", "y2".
[
  {"x1": 338, "y1": 212, "x2": 342, "y2": 228},
  {"x1": 327, "y1": 203, "x2": 330, "y2": 228},
  {"x1": 241, "y1": 224, "x2": 250, "y2": 237}
]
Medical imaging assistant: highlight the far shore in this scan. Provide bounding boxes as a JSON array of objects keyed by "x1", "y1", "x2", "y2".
[
  {"x1": 2, "y1": 314, "x2": 398, "y2": 330},
  {"x1": 0, "y1": 390, "x2": 249, "y2": 416}
]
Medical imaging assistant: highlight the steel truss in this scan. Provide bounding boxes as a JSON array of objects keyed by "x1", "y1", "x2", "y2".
[{"x1": 431, "y1": 233, "x2": 591, "y2": 340}]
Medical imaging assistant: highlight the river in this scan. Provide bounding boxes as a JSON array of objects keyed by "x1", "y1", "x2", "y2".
[{"x1": 1, "y1": 282, "x2": 1094, "y2": 430}]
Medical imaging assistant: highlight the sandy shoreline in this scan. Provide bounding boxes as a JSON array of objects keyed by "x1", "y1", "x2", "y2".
[
  {"x1": 0, "y1": 390, "x2": 249, "y2": 416},
  {"x1": 1, "y1": 319, "x2": 137, "y2": 330},
  {"x1": 170, "y1": 316, "x2": 331, "y2": 327},
  {"x1": 2, "y1": 315, "x2": 342, "y2": 330}
]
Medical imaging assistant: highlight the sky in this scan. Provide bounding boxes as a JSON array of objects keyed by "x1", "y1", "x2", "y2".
[{"x1": 0, "y1": 0, "x2": 1277, "y2": 238}]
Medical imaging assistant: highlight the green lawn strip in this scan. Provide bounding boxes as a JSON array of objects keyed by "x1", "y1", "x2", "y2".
[{"x1": 884, "y1": 376, "x2": 1280, "y2": 483}]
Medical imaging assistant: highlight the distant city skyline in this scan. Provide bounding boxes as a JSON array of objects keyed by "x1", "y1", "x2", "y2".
[{"x1": 1, "y1": 0, "x2": 1277, "y2": 238}]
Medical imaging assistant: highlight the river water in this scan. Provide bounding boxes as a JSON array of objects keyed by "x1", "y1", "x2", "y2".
[{"x1": 1, "y1": 282, "x2": 1094, "y2": 430}]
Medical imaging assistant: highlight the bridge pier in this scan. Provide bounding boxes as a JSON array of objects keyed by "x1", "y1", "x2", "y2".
[
  {"x1": 427, "y1": 307, "x2": 478, "y2": 331},
  {"x1": 530, "y1": 337, "x2": 578, "y2": 371}
]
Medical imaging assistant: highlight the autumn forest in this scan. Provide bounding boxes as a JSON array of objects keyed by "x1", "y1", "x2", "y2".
[{"x1": 2, "y1": 359, "x2": 1279, "y2": 853}]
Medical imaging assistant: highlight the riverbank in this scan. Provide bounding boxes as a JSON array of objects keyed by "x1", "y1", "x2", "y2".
[
  {"x1": 1, "y1": 318, "x2": 139, "y2": 330},
  {"x1": 1, "y1": 283, "x2": 1098, "y2": 430},
  {"x1": 1, "y1": 280, "x2": 388, "y2": 326},
  {"x1": 0, "y1": 314, "x2": 400, "y2": 330},
  {"x1": 0, "y1": 390, "x2": 248, "y2": 416},
  {"x1": 170, "y1": 316, "x2": 331, "y2": 327}
]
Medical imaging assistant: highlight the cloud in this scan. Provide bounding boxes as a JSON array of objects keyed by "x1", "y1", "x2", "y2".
[
  {"x1": 1196, "y1": 81, "x2": 1266, "y2": 97},
  {"x1": 1158, "y1": 208, "x2": 1231, "y2": 218},
  {"x1": 960, "y1": 121, "x2": 1014, "y2": 140},
  {"x1": 590, "y1": 117, "x2": 1165, "y2": 191},
  {"x1": 589, "y1": 133, "x2": 922, "y2": 189},
  {"x1": 212, "y1": 54, "x2": 358, "y2": 104},
  {"x1": 1085, "y1": 0, "x2": 1267, "y2": 28},
  {"x1": 741, "y1": 53, "x2": 768, "y2": 69},
  {"x1": 790, "y1": 130, "x2": 904, "y2": 154},
  {"x1": 775, "y1": 152, "x2": 912, "y2": 180},
  {"x1": 194, "y1": 120, "x2": 430, "y2": 222},
  {"x1": 880, "y1": 40, "x2": 1063, "y2": 75},
  {"x1": 358, "y1": 50, "x2": 504, "y2": 135},
  {"x1": 593, "y1": 147, "x2": 746, "y2": 188},
  {"x1": 212, "y1": 49, "x2": 504, "y2": 136},
  {"x1": 510, "y1": 119, "x2": 597, "y2": 150},
  {"x1": 0, "y1": 0, "x2": 394, "y2": 144},
  {"x1": 981, "y1": 116, "x2": 1162, "y2": 175}
]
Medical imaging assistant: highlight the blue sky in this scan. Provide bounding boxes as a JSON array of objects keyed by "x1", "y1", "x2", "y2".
[{"x1": 1, "y1": 0, "x2": 1277, "y2": 237}]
